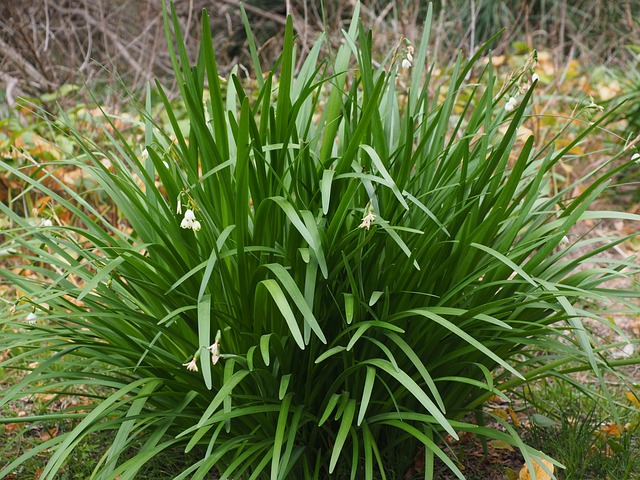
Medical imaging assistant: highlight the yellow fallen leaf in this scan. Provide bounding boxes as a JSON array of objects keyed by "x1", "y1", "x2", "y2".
[
  {"x1": 491, "y1": 407, "x2": 509, "y2": 421},
  {"x1": 568, "y1": 145, "x2": 584, "y2": 155},
  {"x1": 519, "y1": 457, "x2": 554, "y2": 480},
  {"x1": 508, "y1": 406, "x2": 521, "y2": 427},
  {"x1": 626, "y1": 391, "x2": 640, "y2": 409},
  {"x1": 505, "y1": 467, "x2": 520, "y2": 480},
  {"x1": 489, "y1": 439, "x2": 514, "y2": 451},
  {"x1": 555, "y1": 138, "x2": 584, "y2": 156},
  {"x1": 564, "y1": 59, "x2": 581, "y2": 80}
]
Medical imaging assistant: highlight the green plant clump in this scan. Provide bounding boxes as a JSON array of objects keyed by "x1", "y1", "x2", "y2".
[{"x1": 1, "y1": 2, "x2": 639, "y2": 479}]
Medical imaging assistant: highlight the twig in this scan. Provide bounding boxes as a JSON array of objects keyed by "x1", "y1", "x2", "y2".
[
  {"x1": 0, "y1": 37, "x2": 53, "y2": 89},
  {"x1": 184, "y1": 0, "x2": 195, "y2": 44},
  {"x1": 50, "y1": 3, "x2": 147, "y2": 77},
  {"x1": 44, "y1": 0, "x2": 51, "y2": 51},
  {"x1": 0, "y1": 72, "x2": 23, "y2": 108},
  {"x1": 218, "y1": 0, "x2": 286, "y2": 26},
  {"x1": 79, "y1": 0, "x2": 93, "y2": 72},
  {"x1": 373, "y1": 2, "x2": 394, "y2": 31}
]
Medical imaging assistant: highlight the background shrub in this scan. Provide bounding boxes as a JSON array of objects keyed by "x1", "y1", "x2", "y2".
[{"x1": 1, "y1": 0, "x2": 639, "y2": 104}]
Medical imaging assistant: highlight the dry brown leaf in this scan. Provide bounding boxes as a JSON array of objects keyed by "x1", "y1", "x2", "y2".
[
  {"x1": 33, "y1": 195, "x2": 52, "y2": 215},
  {"x1": 538, "y1": 57, "x2": 555, "y2": 76},
  {"x1": 596, "y1": 81, "x2": 621, "y2": 101},
  {"x1": 56, "y1": 168, "x2": 85, "y2": 187},
  {"x1": 517, "y1": 126, "x2": 534, "y2": 138},
  {"x1": 508, "y1": 406, "x2": 521, "y2": 427},
  {"x1": 38, "y1": 393, "x2": 57, "y2": 402},
  {"x1": 39, "y1": 426, "x2": 58, "y2": 441},
  {"x1": 403, "y1": 445, "x2": 425, "y2": 479},
  {"x1": 519, "y1": 457, "x2": 554, "y2": 480},
  {"x1": 491, "y1": 55, "x2": 506, "y2": 67},
  {"x1": 598, "y1": 423, "x2": 622, "y2": 437},
  {"x1": 4, "y1": 423, "x2": 21, "y2": 432},
  {"x1": 0, "y1": 349, "x2": 10, "y2": 362},
  {"x1": 14, "y1": 133, "x2": 61, "y2": 160},
  {"x1": 491, "y1": 407, "x2": 509, "y2": 421}
]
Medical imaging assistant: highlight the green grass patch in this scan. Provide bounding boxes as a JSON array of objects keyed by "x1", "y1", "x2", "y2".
[{"x1": 523, "y1": 380, "x2": 640, "y2": 480}]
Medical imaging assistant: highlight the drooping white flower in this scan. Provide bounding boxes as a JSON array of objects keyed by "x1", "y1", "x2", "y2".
[
  {"x1": 182, "y1": 358, "x2": 198, "y2": 372},
  {"x1": 359, "y1": 211, "x2": 376, "y2": 230},
  {"x1": 560, "y1": 235, "x2": 570, "y2": 245},
  {"x1": 26, "y1": 312, "x2": 37, "y2": 323},
  {"x1": 42, "y1": 219, "x2": 53, "y2": 227},
  {"x1": 208, "y1": 342, "x2": 221, "y2": 365},
  {"x1": 401, "y1": 58, "x2": 412, "y2": 70},
  {"x1": 176, "y1": 198, "x2": 182, "y2": 215},
  {"x1": 180, "y1": 208, "x2": 202, "y2": 232},
  {"x1": 406, "y1": 52, "x2": 414, "y2": 63},
  {"x1": 184, "y1": 209, "x2": 196, "y2": 221},
  {"x1": 504, "y1": 96, "x2": 518, "y2": 113},
  {"x1": 632, "y1": 153, "x2": 640, "y2": 163},
  {"x1": 531, "y1": 73, "x2": 540, "y2": 83}
]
